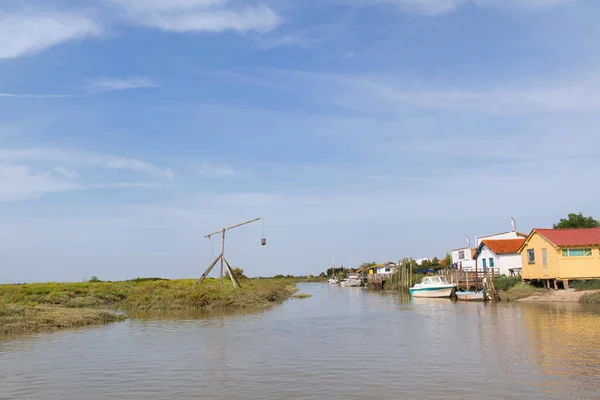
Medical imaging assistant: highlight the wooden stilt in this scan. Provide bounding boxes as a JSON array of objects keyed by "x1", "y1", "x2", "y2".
[
  {"x1": 223, "y1": 257, "x2": 241, "y2": 288},
  {"x1": 196, "y1": 254, "x2": 222, "y2": 285},
  {"x1": 564, "y1": 279, "x2": 569, "y2": 290}
]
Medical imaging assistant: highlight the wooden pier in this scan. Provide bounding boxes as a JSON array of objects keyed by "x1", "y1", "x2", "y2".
[{"x1": 439, "y1": 268, "x2": 500, "y2": 291}]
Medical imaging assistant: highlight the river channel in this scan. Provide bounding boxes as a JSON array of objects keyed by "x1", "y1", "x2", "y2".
[{"x1": 2, "y1": 283, "x2": 600, "y2": 399}]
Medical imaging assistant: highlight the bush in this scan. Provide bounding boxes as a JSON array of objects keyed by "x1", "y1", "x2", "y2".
[
  {"x1": 89, "y1": 276, "x2": 102, "y2": 283},
  {"x1": 494, "y1": 275, "x2": 523, "y2": 291},
  {"x1": 571, "y1": 280, "x2": 600, "y2": 291}
]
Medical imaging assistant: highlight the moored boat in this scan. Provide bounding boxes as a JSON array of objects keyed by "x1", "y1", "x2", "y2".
[
  {"x1": 455, "y1": 290, "x2": 485, "y2": 301},
  {"x1": 340, "y1": 275, "x2": 361, "y2": 287},
  {"x1": 409, "y1": 276, "x2": 455, "y2": 298}
]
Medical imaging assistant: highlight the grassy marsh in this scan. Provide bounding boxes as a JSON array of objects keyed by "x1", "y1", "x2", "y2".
[{"x1": 0, "y1": 278, "x2": 298, "y2": 335}]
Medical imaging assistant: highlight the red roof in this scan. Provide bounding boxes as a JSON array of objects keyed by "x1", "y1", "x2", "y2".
[
  {"x1": 481, "y1": 238, "x2": 526, "y2": 255},
  {"x1": 535, "y1": 228, "x2": 600, "y2": 247}
]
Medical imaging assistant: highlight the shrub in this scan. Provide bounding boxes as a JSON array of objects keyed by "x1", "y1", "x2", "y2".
[{"x1": 494, "y1": 275, "x2": 523, "y2": 291}]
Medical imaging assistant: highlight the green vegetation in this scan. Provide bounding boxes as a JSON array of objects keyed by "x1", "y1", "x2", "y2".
[
  {"x1": 0, "y1": 278, "x2": 298, "y2": 335},
  {"x1": 498, "y1": 283, "x2": 548, "y2": 301},
  {"x1": 580, "y1": 292, "x2": 600, "y2": 304},
  {"x1": 493, "y1": 275, "x2": 523, "y2": 291},
  {"x1": 0, "y1": 304, "x2": 125, "y2": 335},
  {"x1": 570, "y1": 280, "x2": 600, "y2": 291},
  {"x1": 553, "y1": 213, "x2": 600, "y2": 229},
  {"x1": 292, "y1": 293, "x2": 312, "y2": 299}
]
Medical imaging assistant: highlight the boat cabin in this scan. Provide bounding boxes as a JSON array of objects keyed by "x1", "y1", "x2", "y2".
[{"x1": 421, "y1": 276, "x2": 449, "y2": 285}]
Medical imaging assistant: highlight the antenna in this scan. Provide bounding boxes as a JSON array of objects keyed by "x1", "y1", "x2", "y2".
[
  {"x1": 466, "y1": 236, "x2": 471, "y2": 248},
  {"x1": 511, "y1": 217, "x2": 516, "y2": 232}
]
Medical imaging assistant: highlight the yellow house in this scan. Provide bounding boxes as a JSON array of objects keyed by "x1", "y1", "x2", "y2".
[{"x1": 518, "y1": 228, "x2": 600, "y2": 289}]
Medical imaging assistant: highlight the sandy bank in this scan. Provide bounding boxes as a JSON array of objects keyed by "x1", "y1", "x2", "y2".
[{"x1": 517, "y1": 289, "x2": 600, "y2": 303}]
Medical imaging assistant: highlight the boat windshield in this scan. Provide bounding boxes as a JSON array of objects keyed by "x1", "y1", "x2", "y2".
[{"x1": 424, "y1": 276, "x2": 449, "y2": 284}]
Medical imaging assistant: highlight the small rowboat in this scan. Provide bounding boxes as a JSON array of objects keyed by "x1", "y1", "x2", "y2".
[{"x1": 455, "y1": 290, "x2": 485, "y2": 301}]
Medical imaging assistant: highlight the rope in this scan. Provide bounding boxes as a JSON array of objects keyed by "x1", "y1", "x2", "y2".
[
  {"x1": 262, "y1": 217, "x2": 265, "y2": 237},
  {"x1": 208, "y1": 235, "x2": 215, "y2": 257}
]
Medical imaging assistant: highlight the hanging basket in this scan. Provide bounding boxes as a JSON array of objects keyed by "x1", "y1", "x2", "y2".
[{"x1": 261, "y1": 237, "x2": 267, "y2": 246}]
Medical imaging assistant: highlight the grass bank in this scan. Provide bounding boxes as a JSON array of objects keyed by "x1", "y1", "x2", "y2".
[
  {"x1": 0, "y1": 278, "x2": 298, "y2": 335},
  {"x1": 497, "y1": 283, "x2": 549, "y2": 301},
  {"x1": 0, "y1": 304, "x2": 126, "y2": 336},
  {"x1": 579, "y1": 291, "x2": 600, "y2": 304}
]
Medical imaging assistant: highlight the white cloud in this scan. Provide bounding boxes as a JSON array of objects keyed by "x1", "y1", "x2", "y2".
[
  {"x1": 0, "y1": 11, "x2": 102, "y2": 59},
  {"x1": 110, "y1": 0, "x2": 280, "y2": 33},
  {"x1": 0, "y1": 165, "x2": 79, "y2": 201},
  {"x1": 229, "y1": 68, "x2": 600, "y2": 115},
  {"x1": 0, "y1": 148, "x2": 174, "y2": 180},
  {"x1": 87, "y1": 77, "x2": 158, "y2": 92},
  {"x1": 195, "y1": 161, "x2": 242, "y2": 177},
  {"x1": 0, "y1": 93, "x2": 78, "y2": 98},
  {"x1": 0, "y1": 148, "x2": 173, "y2": 201},
  {"x1": 332, "y1": 0, "x2": 571, "y2": 14}
]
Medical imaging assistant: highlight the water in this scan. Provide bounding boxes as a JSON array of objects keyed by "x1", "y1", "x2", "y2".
[{"x1": 2, "y1": 283, "x2": 600, "y2": 399}]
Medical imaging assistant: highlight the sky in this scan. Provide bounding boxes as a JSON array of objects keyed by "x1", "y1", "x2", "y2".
[{"x1": 1, "y1": 0, "x2": 599, "y2": 283}]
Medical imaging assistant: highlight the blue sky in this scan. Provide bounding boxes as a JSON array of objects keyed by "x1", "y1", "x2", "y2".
[{"x1": 1, "y1": 0, "x2": 599, "y2": 283}]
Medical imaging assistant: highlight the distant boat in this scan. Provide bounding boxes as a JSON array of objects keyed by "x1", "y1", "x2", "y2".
[
  {"x1": 455, "y1": 290, "x2": 485, "y2": 301},
  {"x1": 409, "y1": 276, "x2": 455, "y2": 298},
  {"x1": 340, "y1": 275, "x2": 361, "y2": 287},
  {"x1": 328, "y1": 278, "x2": 339, "y2": 284}
]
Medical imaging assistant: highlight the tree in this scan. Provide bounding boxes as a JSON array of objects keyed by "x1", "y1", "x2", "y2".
[
  {"x1": 553, "y1": 213, "x2": 600, "y2": 229},
  {"x1": 89, "y1": 276, "x2": 101, "y2": 282}
]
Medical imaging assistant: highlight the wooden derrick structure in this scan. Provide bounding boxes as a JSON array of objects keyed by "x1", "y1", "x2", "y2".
[{"x1": 196, "y1": 217, "x2": 262, "y2": 289}]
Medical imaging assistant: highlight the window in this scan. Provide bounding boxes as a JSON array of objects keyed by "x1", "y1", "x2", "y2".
[
  {"x1": 561, "y1": 248, "x2": 593, "y2": 257},
  {"x1": 482, "y1": 258, "x2": 487, "y2": 270},
  {"x1": 542, "y1": 249, "x2": 547, "y2": 266},
  {"x1": 489, "y1": 258, "x2": 495, "y2": 268},
  {"x1": 458, "y1": 250, "x2": 465, "y2": 260},
  {"x1": 527, "y1": 249, "x2": 535, "y2": 264},
  {"x1": 385, "y1": 267, "x2": 391, "y2": 272}
]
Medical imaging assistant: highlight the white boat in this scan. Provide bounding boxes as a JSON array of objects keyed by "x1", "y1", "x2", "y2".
[
  {"x1": 455, "y1": 290, "x2": 485, "y2": 301},
  {"x1": 409, "y1": 276, "x2": 455, "y2": 298},
  {"x1": 328, "y1": 278, "x2": 339, "y2": 284},
  {"x1": 340, "y1": 275, "x2": 361, "y2": 287}
]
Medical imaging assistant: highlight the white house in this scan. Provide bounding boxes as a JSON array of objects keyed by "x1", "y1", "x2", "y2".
[
  {"x1": 374, "y1": 262, "x2": 397, "y2": 275},
  {"x1": 450, "y1": 247, "x2": 476, "y2": 270},
  {"x1": 473, "y1": 238, "x2": 526, "y2": 276}
]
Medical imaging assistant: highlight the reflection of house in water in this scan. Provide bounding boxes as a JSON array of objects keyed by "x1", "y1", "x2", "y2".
[{"x1": 521, "y1": 303, "x2": 600, "y2": 393}]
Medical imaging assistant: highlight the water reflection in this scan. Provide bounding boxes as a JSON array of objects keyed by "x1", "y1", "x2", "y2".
[{"x1": 2, "y1": 284, "x2": 600, "y2": 400}]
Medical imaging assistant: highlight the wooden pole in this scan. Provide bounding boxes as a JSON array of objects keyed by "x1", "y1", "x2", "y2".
[
  {"x1": 196, "y1": 254, "x2": 222, "y2": 285},
  {"x1": 219, "y1": 229, "x2": 225, "y2": 287},
  {"x1": 409, "y1": 257, "x2": 413, "y2": 287},
  {"x1": 223, "y1": 257, "x2": 241, "y2": 288}
]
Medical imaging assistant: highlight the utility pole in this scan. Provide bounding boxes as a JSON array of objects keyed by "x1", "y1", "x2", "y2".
[{"x1": 196, "y1": 217, "x2": 262, "y2": 289}]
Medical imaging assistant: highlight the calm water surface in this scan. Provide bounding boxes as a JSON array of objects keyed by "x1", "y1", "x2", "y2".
[{"x1": 2, "y1": 283, "x2": 600, "y2": 399}]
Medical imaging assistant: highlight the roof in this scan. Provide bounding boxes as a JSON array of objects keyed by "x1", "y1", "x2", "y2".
[
  {"x1": 470, "y1": 248, "x2": 477, "y2": 258},
  {"x1": 478, "y1": 231, "x2": 528, "y2": 239},
  {"x1": 535, "y1": 228, "x2": 600, "y2": 247},
  {"x1": 477, "y1": 238, "x2": 526, "y2": 256}
]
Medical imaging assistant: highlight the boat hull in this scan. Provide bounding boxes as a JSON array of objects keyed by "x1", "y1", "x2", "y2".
[
  {"x1": 409, "y1": 286, "x2": 454, "y2": 298},
  {"x1": 341, "y1": 281, "x2": 361, "y2": 287},
  {"x1": 455, "y1": 291, "x2": 485, "y2": 301}
]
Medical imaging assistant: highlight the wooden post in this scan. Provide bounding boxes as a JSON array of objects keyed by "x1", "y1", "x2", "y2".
[
  {"x1": 196, "y1": 254, "x2": 221, "y2": 285},
  {"x1": 223, "y1": 257, "x2": 241, "y2": 288},
  {"x1": 409, "y1": 258, "x2": 413, "y2": 287},
  {"x1": 475, "y1": 258, "x2": 478, "y2": 291},
  {"x1": 220, "y1": 229, "x2": 225, "y2": 287},
  {"x1": 564, "y1": 279, "x2": 569, "y2": 290}
]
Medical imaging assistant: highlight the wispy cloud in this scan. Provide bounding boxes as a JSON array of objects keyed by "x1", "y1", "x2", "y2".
[
  {"x1": 0, "y1": 11, "x2": 102, "y2": 59},
  {"x1": 0, "y1": 148, "x2": 173, "y2": 201},
  {"x1": 195, "y1": 161, "x2": 244, "y2": 177},
  {"x1": 219, "y1": 68, "x2": 600, "y2": 115},
  {"x1": 0, "y1": 148, "x2": 174, "y2": 180},
  {"x1": 331, "y1": 0, "x2": 572, "y2": 14},
  {"x1": 0, "y1": 93, "x2": 78, "y2": 98},
  {"x1": 87, "y1": 77, "x2": 159, "y2": 92},
  {"x1": 110, "y1": 0, "x2": 281, "y2": 33}
]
